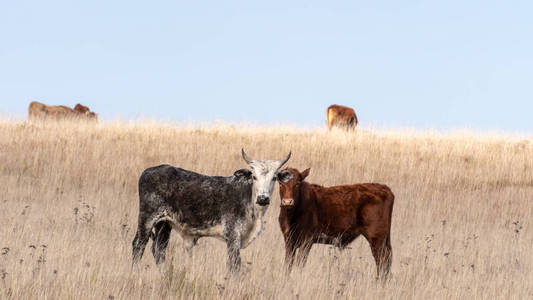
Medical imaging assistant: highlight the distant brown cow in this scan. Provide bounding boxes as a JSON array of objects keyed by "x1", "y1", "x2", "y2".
[
  {"x1": 277, "y1": 168, "x2": 394, "y2": 279},
  {"x1": 28, "y1": 101, "x2": 97, "y2": 121},
  {"x1": 74, "y1": 103, "x2": 98, "y2": 120},
  {"x1": 326, "y1": 104, "x2": 358, "y2": 130},
  {"x1": 73, "y1": 104, "x2": 90, "y2": 113}
]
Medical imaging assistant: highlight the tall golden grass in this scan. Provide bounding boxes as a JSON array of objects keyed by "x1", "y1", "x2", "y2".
[{"x1": 0, "y1": 119, "x2": 532, "y2": 299}]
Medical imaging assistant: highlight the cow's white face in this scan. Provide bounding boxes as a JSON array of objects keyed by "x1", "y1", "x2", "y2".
[
  {"x1": 248, "y1": 160, "x2": 284, "y2": 206},
  {"x1": 242, "y1": 149, "x2": 291, "y2": 207}
]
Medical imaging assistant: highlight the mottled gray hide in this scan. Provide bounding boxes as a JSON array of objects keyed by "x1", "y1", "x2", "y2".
[{"x1": 132, "y1": 150, "x2": 290, "y2": 273}]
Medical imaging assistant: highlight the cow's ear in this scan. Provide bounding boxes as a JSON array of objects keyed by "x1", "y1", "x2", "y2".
[
  {"x1": 301, "y1": 168, "x2": 311, "y2": 180},
  {"x1": 277, "y1": 170, "x2": 295, "y2": 183},
  {"x1": 234, "y1": 169, "x2": 252, "y2": 179}
]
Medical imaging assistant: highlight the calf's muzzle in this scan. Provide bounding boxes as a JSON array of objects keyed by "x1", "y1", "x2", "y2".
[
  {"x1": 280, "y1": 198, "x2": 294, "y2": 207},
  {"x1": 256, "y1": 195, "x2": 270, "y2": 206}
]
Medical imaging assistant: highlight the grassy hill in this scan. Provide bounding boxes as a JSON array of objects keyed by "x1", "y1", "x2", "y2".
[{"x1": 0, "y1": 120, "x2": 532, "y2": 299}]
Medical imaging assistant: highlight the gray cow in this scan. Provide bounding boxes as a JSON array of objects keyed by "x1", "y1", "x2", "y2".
[{"x1": 132, "y1": 149, "x2": 291, "y2": 272}]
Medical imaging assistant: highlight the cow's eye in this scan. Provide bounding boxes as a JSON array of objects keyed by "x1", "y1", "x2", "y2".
[{"x1": 252, "y1": 176, "x2": 257, "y2": 180}]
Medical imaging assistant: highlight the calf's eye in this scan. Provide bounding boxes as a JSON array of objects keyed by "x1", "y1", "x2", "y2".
[{"x1": 253, "y1": 176, "x2": 257, "y2": 180}]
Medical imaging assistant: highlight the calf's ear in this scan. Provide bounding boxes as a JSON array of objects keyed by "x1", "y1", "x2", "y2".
[
  {"x1": 277, "y1": 170, "x2": 295, "y2": 183},
  {"x1": 301, "y1": 168, "x2": 311, "y2": 180},
  {"x1": 234, "y1": 169, "x2": 252, "y2": 179}
]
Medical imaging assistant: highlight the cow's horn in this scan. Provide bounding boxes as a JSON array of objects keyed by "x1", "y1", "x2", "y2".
[
  {"x1": 241, "y1": 148, "x2": 252, "y2": 164},
  {"x1": 279, "y1": 151, "x2": 292, "y2": 167}
]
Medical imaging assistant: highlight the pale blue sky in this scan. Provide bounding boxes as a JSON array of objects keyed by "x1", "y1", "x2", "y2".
[{"x1": 1, "y1": 1, "x2": 532, "y2": 131}]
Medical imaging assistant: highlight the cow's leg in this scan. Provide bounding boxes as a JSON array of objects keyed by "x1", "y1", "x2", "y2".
[
  {"x1": 132, "y1": 215, "x2": 154, "y2": 265},
  {"x1": 183, "y1": 236, "x2": 198, "y2": 257},
  {"x1": 224, "y1": 231, "x2": 241, "y2": 273},
  {"x1": 296, "y1": 242, "x2": 313, "y2": 268},
  {"x1": 284, "y1": 239, "x2": 297, "y2": 273},
  {"x1": 151, "y1": 221, "x2": 172, "y2": 266},
  {"x1": 226, "y1": 239, "x2": 241, "y2": 273},
  {"x1": 376, "y1": 233, "x2": 393, "y2": 280},
  {"x1": 364, "y1": 230, "x2": 392, "y2": 280}
]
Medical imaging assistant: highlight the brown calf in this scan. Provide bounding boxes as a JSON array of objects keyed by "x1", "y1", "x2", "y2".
[
  {"x1": 326, "y1": 104, "x2": 358, "y2": 130},
  {"x1": 277, "y1": 168, "x2": 394, "y2": 278},
  {"x1": 28, "y1": 101, "x2": 98, "y2": 121}
]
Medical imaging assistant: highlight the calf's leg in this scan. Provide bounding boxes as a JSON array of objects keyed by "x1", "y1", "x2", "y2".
[
  {"x1": 151, "y1": 221, "x2": 172, "y2": 265},
  {"x1": 225, "y1": 232, "x2": 242, "y2": 273},
  {"x1": 377, "y1": 234, "x2": 393, "y2": 278},
  {"x1": 132, "y1": 215, "x2": 153, "y2": 265},
  {"x1": 284, "y1": 241, "x2": 297, "y2": 272},
  {"x1": 364, "y1": 231, "x2": 392, "y2": 280},
  {"x1": 296, "y1": 242, "x2": 313, "y2": 267},
  {"x1": 183, "y1": 235, "x2": 198, "y2": 257}
]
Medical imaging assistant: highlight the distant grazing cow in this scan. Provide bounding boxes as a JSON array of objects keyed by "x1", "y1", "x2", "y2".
[
  {"x1": 28, "y1": 101, "x2": 97, "y2": 121},
  {"x1": 132, "y1": 149, "x2": 291, "y2": 272},
  {"x1": 326, "y1": 104, "x2": 358, "y2": 130},
  {"x1": 73, "y1": 104, "x2": 90, "y2": 113},
  {"x1": 277, "y1": 168, "x2": 394, "y2": 279}
]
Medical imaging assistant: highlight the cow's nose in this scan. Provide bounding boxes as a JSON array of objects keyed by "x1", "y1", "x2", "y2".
[
  {"x1": 256, "y1": 196, "x2": 270, "y2": 206},
  {"x1": 280, "y1": 198, "x2": 294, "y2": 207}
]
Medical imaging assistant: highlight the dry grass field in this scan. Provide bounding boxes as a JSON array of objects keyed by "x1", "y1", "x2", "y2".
[{"x1": 0, "y1": 119, "x2": 532, "y2": 299}]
